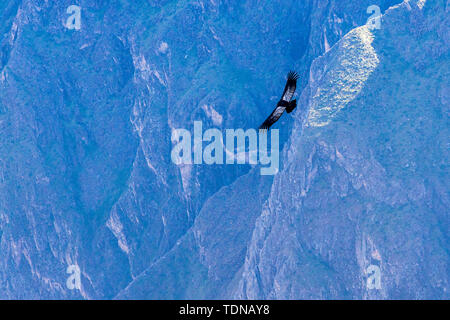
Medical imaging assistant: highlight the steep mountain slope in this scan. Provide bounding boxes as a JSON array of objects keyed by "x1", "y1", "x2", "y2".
[
  {"x1": 112, "y1": 0, "x2": 401, "y2": 299},
  {"x1": 235, "y1": 0, "x2": 449, "y2": 299}
]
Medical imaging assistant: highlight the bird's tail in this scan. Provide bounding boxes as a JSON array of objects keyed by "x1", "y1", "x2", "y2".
[{"x1": 286, "y1": 99, "x2": 297, "y2": 113}]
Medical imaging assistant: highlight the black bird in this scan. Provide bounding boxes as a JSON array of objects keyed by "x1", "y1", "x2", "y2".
[{"x1": 259, "y1": 71, "x2": 299, "y2": 130}]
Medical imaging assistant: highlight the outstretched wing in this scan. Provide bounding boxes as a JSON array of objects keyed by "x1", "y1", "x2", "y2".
[
  {"x1": 281, "y1": 71, "x2": 299, "y2": 102},
  {"x1": 259, "y1": 103, "x2": 286, "y2": 130}
]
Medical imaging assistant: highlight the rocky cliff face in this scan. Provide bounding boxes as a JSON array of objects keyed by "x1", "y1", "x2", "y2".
[
  {"x1": 0, "y1": 0, "x2": 447, "y2": 299},
  {"x1": 235, "y1": 0, "x2": 449, "y2": 299}
]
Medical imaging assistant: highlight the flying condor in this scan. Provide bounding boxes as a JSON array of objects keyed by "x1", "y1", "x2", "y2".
[{"x1": 259, "y1": 71, "x2": 299, "y2": 130}]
